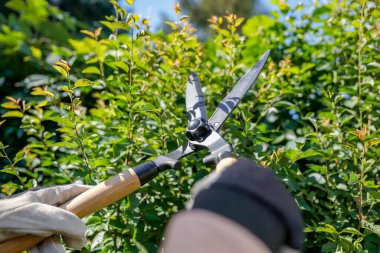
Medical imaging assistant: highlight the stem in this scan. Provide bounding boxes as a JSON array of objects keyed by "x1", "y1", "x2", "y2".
[
  {"x1": 114, "y1": 4, "x2": 119, "y2": 38},
  {"x1": 129, "y1": 2, "x2": 135, "y2": 91},
  {"x1": 66, "y1": 77, "x2": 92, "y2": 179},
  {"x1": 0, "y1": 147, "x2": 13, "y2": 166},
  {"x1": 357, "y1": 141, "x2": 366, "y2": 228},
  {"x1": 113, "y1": 3, "x2": 120, "y2": 61},
  {"x1": 356, "y1": 0, "x2": 367, "y2": 230},
  {"x1": 357, "y1": 0, "x2": 366, "y2": 127}
]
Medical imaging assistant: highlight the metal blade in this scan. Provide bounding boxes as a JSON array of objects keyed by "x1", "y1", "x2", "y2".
[
  {"x1": 186, "y1": 72, "x2": 207, "y2": 123},
  {"x1": 208, "y1": 50, "x2": 270, "y2": 131}
]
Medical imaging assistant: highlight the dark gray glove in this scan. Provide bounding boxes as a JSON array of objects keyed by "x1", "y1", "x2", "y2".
[{"x1": 189, "y1": 158, "x2": 304, "y2": 252}]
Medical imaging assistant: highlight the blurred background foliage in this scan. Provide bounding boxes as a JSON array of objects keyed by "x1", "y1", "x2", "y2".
[{"x1": 0, "y1": 0, "x2": 380, "y2": 252}]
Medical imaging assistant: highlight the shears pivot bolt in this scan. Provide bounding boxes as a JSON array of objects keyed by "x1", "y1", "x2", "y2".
[{"x1": 185, "y1": 118, "x2": 211, "y2": 142}]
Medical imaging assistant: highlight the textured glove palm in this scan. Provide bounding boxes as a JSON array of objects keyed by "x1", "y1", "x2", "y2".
[{"x1": 0, "y1": 184, "x2": 90, "y2": 253}]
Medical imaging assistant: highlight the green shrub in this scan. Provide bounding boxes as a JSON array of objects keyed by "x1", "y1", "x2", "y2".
[{"x1": 1, "y1": 0, "x2": 379, "y2": 252}]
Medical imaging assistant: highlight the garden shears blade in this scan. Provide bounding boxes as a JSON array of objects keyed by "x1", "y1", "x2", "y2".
[
  {"x1": 208, "y1": 50, "x2": 270, "y2": 132},
  {"x1": 151, "y1": 49, "x2": 270, "y2": 171},
  {"x1": 186, "y1": 72, "x2": 207, "y2": 123}
]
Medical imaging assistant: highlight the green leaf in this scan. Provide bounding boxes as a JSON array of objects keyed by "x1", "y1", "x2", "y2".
[
  {"x1": 180, "y1": 15, "x2": 189, "y2": 22},
  {"x1": 48, "y1": 142, "x2": 78, "y2": 149},
  {"x1": 125, "y1": 0, "x2": 134, "y2": 6},
  {"x1": 242, "y1": 15, "x2": 275, "y2": 36},
  {"x1": 74, "y1": 79, "x2": 93, "y2": 87},
  {"x1": 48, "y1": 116, "x2": 75, "y2": 128},
  {"x1": 82, "y1": 66, "x2": 101, "y2": 75},
  {"x1": 341, "y1": 227, "x2": 364, "y2": 236},
  {"x1": 343, "y1": 96, "x2": 358, "y2": 108},
  {"x1": 285, "y1": 148, "x2": 298, "y2": 162},
  {"x1": 80, "y1": 29, "x2": 95, "y2": 38},
  {"x1": 316, "y1": 224, "x2": 339, "y2": 235},
  {"x1": 36, "y1": 100, "x2": 49, "y2": 108},
  {"x1": 60, "y1": 86, "x2": 70, "y2": 92},
  {"x1": 141, "y1": 147, "x2": 159, "y2": 156},
  {"x1": 108, "y1": 61, "x2": 129, "y2": 73},
  {"x1": 31, "y1": 87, "x2": 54, "y2": 97},
  {"x1": 367, "y1": 191, "x2": 380, "y2": 203},
  {"x1": 347, "y1": 173, "x2": 359, "y2": 185},
  {"x1": 53, "y1": 60, "x2": 70, "y2": 78},
  {"x1": 136, "y1": 30, "x2": 150, "y2": 39},
  {"x1": 301, "y1": 63, "x2": 315, "y2": 73},
  {"x1": 1, "y1": 102, "x2": 19, "y2": 109},
  {"x1": 100, "y1": 21, "x2": 130, "y2": 32},
  {"x1": 361, "y1": 220, "x2": 380, "y2": 237},
  {"x1": 86, "y1": 216, "x2": 102, "y2": 225},
  {"x1": 297, "y1": 150, "x2": 321, "y2": 161},
  {"x1": 133, "y1": 239, "x2": 148, "y2": 253},
  {"x1": 367, "y1": 138, "x2": 380, "y2": 147},
  {"x1": 14, "y1": 150, "x2": 24, "y2": 163},
  {"x1": 30, "y1": 46, "x2": 42, "y2": 59},
  {"x1": 235, "y1": 17, "x2": 245, "y2": 27},
  {"x1": 362, "y1": 76, "x2": 374, "y2": 86},
  {"x1": 307, "y1": 164, "x2": 327, "y2": 173},
  {"x1": 2, "y1": 111, "x2": 23, "y2": 118},
  {"x1": 89, "y1": 158, "x2": 111, "y2": 168},
  {"x1": 1, "y1": 168, "x2": 19, "y2": 177},
  {"x1": 165, "y1": 21, "x2": 177, "y2": 30}
]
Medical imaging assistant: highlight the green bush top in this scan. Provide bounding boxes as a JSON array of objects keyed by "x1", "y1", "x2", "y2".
[{"x1": 0, "y1": 0, "x2": 379, "y2": 252}]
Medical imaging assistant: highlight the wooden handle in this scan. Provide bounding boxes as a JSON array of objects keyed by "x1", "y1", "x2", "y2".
[
  {"x1": 60, "y1": 168, "x2": 141, "y2": 217},
  {"x1": 0, "y1": 168, "x2": 141, "y2": 253},
  {"x1": 216, "y1": 157, "x2": 238, "y2": 172}
]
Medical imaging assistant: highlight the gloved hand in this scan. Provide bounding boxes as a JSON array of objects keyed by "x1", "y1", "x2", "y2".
[
  {"x1": 0, "y1": 184, "x2": 91, "y2": 253},
  {"x1": 163, "y1": 158, "x2": 304, "y2": 253},
  {"x1": 190, "y1": 158, "x2": 304, "y2": 252}
]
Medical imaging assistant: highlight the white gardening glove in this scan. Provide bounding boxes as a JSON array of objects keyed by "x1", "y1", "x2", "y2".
[{"x1": 0, "y1": 184, "x2": 91, "y2": 253}]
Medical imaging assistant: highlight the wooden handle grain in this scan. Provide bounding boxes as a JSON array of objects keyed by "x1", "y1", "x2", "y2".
[
  {"x1": 216, "y1": 157, "x2": 238, "y2": 172},
  {"x1": 0, "y1": 168, "x2": 141, "y2": 253}
]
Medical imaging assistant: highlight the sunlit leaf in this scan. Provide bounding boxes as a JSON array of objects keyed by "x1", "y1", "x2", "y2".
[
  {"x1": 48, "y1": 141, "x2": 78, "y2": 149},
  {"x1": 30, "y1": 46, "x2": 42, "y2": 59},
  {"x1": 53, "y1": 60, "x2": 70, "y2": 78},
  {"x1": 174, "y1": 3, "x2": 181, "y2": 14},
  {"x1": 80, "y1": 29, "x2": 95, "y2": 38},
  {"x1": 367, "y1": 138, "x2": 380, "y2": 147},
  {"x1": 82, "y1": 66, "x2": 101, "y2": 75},
  {"x1": 1, "y1": 102, "x2": 19, "y2": 109},
  {"x1": 125, "y1": 0, "x2": 134, "y2": 6},
  {"x1": 48, "y1": 116, "x2": 75, "y2": 128},
  {"x1": 235, "y1": 17, "x2": 245, "y2": 27},
  {"x1": 94, "y1": 27, "x2": 102, "y2": 38},
  {"x1": 31, "y1": 87, "x2": 54, "y2": 97},
  {"x1": 297, "y1": 150, "x2": 321, "y2": 160},
  {"x1": 74, "y1": 79, "x2": 93, "y2": 87},
  {"x1": 6, "y1": 96, "x2": 18, "y2": 103},
  {"x1": 2, "y1": 111, "x2": 23, "y2": 118}
]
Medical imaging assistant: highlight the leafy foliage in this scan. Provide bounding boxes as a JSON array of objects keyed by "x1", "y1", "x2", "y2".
[{"x1": 1, "y1": 0, "x2": 380, "y2": 252}]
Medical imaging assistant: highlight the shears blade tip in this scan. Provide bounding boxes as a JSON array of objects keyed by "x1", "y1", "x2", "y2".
[
  {"x1": 259, "y1": 49, "x2": 271, "y2": 63},
  {"x1": 188, "y1": 72, "x2": 199, "y2": 82}
]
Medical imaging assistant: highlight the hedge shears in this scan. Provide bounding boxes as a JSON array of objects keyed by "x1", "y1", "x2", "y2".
[{"x1": 0, "y1": 50, "x2": 270, "y2": 253}]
